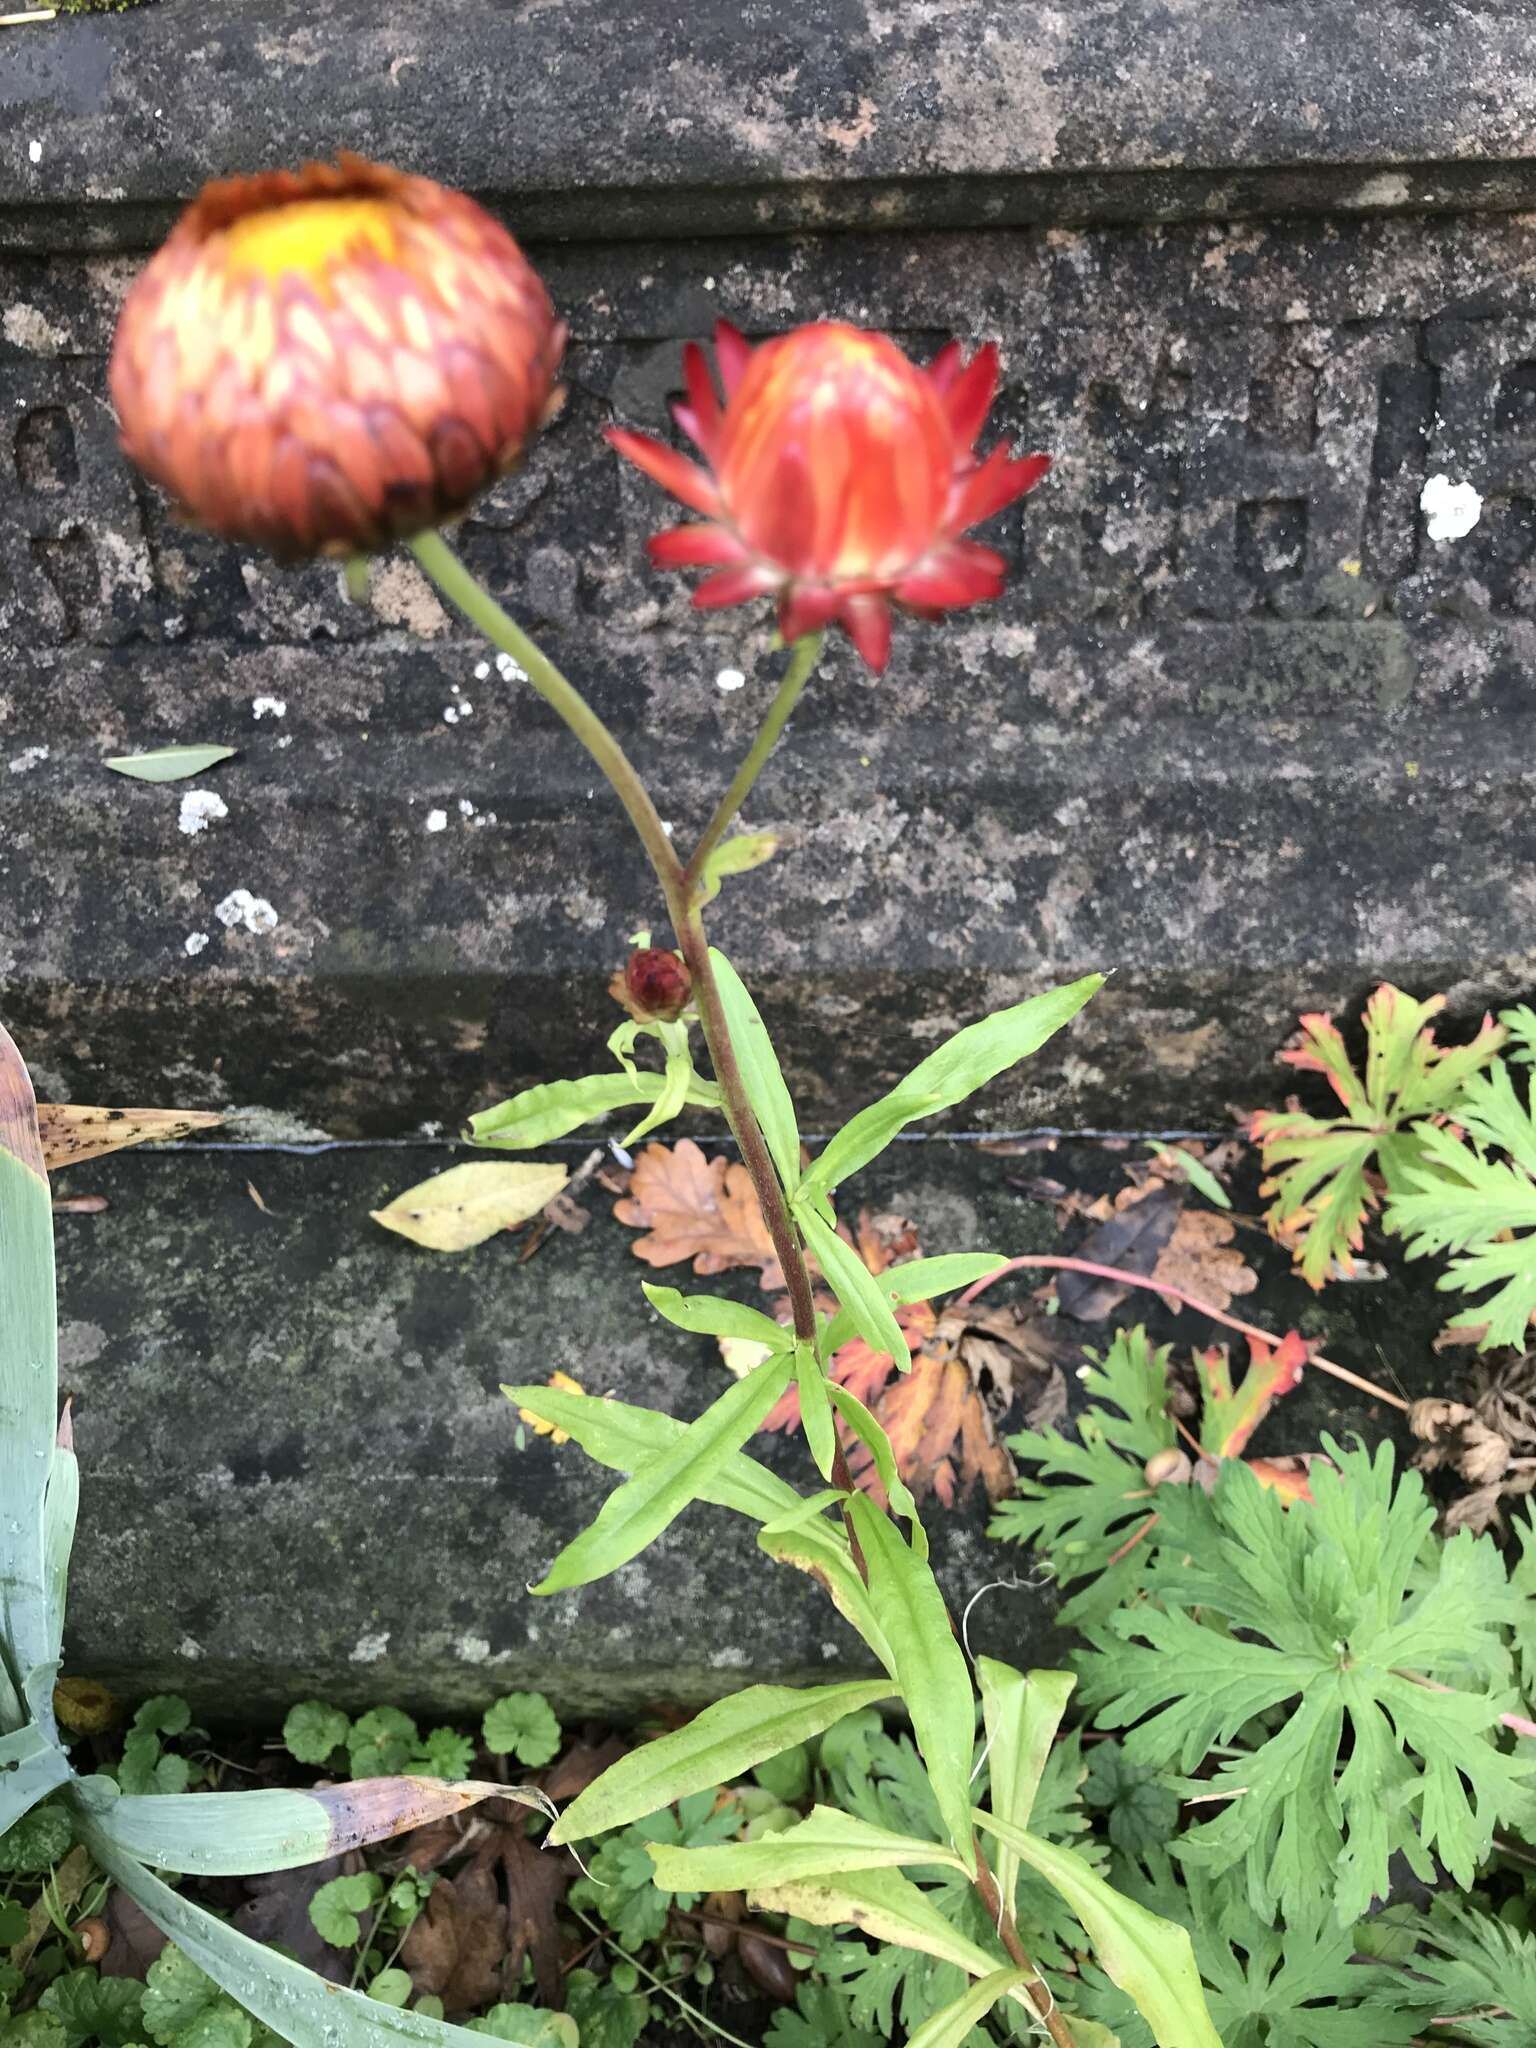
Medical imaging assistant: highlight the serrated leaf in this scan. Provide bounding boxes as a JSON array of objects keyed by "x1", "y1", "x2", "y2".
[
  {"x1": 709, "y1": 949, "x2": 801, "y2": 1192},
  {"x1": 281, "y1": 1700, "x2": 348, "y2": 1767},
  {"x1": 973, "y1": 1812, "x2": 1221, "y2": 2048},
  {"x1": 465, "y1": 2005, "x2": 576, "y2": 2048},
  {"x1": 104, "y1": 745, "x2": 237, "y2": 783},
  {"x1": 646, "y1": 1803, "x2": 966, "y2": 1893},
  {"x1": 308, "y1": 1872, "x2": 380, "y2": 1947},
  {"x1": 549, "y1": 1681, "x2": 893, "y2": 1844},
  {"x1": 468, "y1": 1070, "x2": 721, "y2": 1149},
  {"x1": 530, "y1": 1349, "x2": 796, "y2": 1593},
  {"x1": 371, "y1": 1161, "x2": 567, "y2": 1251},
  {"x1": 801, "y1": 976, "x2": 1103, "y2": 1198},
  {"x1": 482, "y1": 1691, "x2": 560, "y2": 1766},
  {"x1": 847, "y1": 1496, "x2": 976, "y2": 1873}
]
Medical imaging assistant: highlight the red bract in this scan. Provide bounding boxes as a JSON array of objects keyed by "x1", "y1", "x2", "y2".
[{"x1": 606, "y1": 319, "x2": 1051, "y2": 672}]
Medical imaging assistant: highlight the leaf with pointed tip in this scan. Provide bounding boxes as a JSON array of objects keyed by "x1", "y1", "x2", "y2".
[
  {"x1": 646, "y1": 1803, "x2": 965, "y2": 1892},
  {"x1": 904, "y1": 1968, "x2": 1039, "y2": 2048},
  {"x1": 747, "y1": 1867, "x2": 1003, "y2": 1981},
  {"x1": 641, "y1": 1283, "x2": 787, "y2": 1349},
  {"x1": 36, "y1": 1104, "x2": 225, "y2": 1171},
  {"x1": 796, "y1": 1209, "x2": 909, "y2": 1372},
  {"x1": 104, "y1": 745, "x2": 237, "y2": 783},
  {"x1": 1, "y1": 1727, "x2": 69, "y2": 1833},
  {"x1": 976, "y1": 1661, "x2": 1075, "y2": 1925},
  {"x1": 372, "y1": 1161, "x2": 567, "y2": 1251},
  {"x1": 709, "y1": 950, "x2": 801, "y2": 1193},
  {"x1": 819, "y1": 1253, "x2": 1007, "y2": 1357},
  {"x1": 469, "y1": 1070, "x2": 721, "y2": 1150}
]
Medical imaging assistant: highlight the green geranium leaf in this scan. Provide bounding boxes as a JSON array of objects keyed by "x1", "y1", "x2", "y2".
[
  {"x1": 563, "y1": 1971, "x2": 645, "y2": 2048},
  {"x1": 482, "y1": 1692, "x2": 561, "y2": 1767},
  {"x1": 346, "y1": 1707, "x2": 418, "y2": 1778},
  {"x1": 465, "y1": 2005, "x2": 576, "y2": 2048},
  {"x1": 281, "y1": 1700, "x2": 349, "y2": 1767},
  {"x1": 0, "y1": 1801, "x2": 73, "y2": 1873},
  {"x1": 308, "y1": 1874, "x2": 383, "y2": 1950},
  {"x1": 415, "y1": 1729, "x2": 475, "y2": 1781},
  {"x1": 38, "y1": 1972, "x2": 145, "y2": 2048}
]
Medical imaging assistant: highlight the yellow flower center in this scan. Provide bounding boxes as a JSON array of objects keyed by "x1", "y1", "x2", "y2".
[{"x1": 221, "y1": 196, "x2": 399, "y2": 282}]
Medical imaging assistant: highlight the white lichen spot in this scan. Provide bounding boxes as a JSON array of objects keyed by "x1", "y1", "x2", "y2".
[
  {"x1": 473, "y1": 661, "x2": 490, "y2": 681},
  {"x1": 8, "y1": 746, "x2": 48, "y2": 775},
  {"x1": 27, "y1": 140, "x2": 41, "y2": 165},
  {"x1": 443, "y1": 706, "x2": 460, "y2": 724},
  {"x1": 349, "y1": 1631, "x2": 390, "y2": 1664},
  {"x1": 251, "y1": 695, "x2": 287, "y2": 720},
  {"x1": 178, "y1": 788, "x2": 228, "y2": 837},
  {"x1": 456, "y1": 1633, "x2": 491, "y2": 1664},
  {"x1": 183, "y1": 932, "x2": 210, "y2": 957},
  {"x1": 214, "y1": 887, "x2": 279, "y2": 934},
  {"x1": 457, "y1": 798, "x2": 476, "y2": 817},
  {"x1": 424, "y1": 807, "x2": 449, "y2": 833},
  {"x1": 177, "y1": 1635, "x2": 204, "y2": 1660},
  {"x1": 715, "y1": 667, "x2": 746, "y2": 692},
  {"x1": 1348, "y1": 170, "x2": 1411, "y2": 209},
  {"x1": 495, "y1": 650, "x2": 528, "y2": 683},
  {"x1": 1421, "y1": 473, "x2": 1483, "y2": 541}
]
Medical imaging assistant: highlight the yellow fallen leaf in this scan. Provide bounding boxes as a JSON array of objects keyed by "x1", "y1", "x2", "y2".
[
  {"x1": 37, "y1": 1102, "x2": 224, "y2": 1170},
  {"x1": 371, "y1": 1160, "x2": 568, "y2": 1251},
  {"x1": 719, "y1": 1335, "x2": 774, "y2": 1381},
  {"x1": 519, "y1": 1369, "x2": 586, "y2": 1442}
]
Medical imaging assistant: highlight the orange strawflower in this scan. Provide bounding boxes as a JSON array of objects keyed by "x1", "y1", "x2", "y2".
[
  {"x1": 606, "y1": 319, "x2": 1050, "y2": 672},
  {"x1": 110, "y1": 155, "x2": 565, "y2": 561}
]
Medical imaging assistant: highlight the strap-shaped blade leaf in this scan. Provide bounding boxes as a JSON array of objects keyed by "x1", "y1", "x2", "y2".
[
  {"x1": 828, "y1": 1385, "x2": 924, "y2": 1551},
  {"x1": 1, "y1": 1725, "x2": 69, "y2": 1832},
  {"x1": 709, "y1": 949, "x2": 801, "y2": 1193},
  {"x1": 646, "y1": 1803, "x2": 966, "y2": 1891},
  {"x1": 530, "y1": 1350, "x2": 796, "y2": 1594},
  {"x1": 819, "y1": 1253, "x2": 1008, "y2": 1357},
  {"x1": 747, "y1": 1866, "x2": 1003, "y2": 1982},
  {"x1": 549, "y1": 1680, "x2": 893, "y2": 1844},
  {"x1": 82, "y1": 1824, "x2": 527, "y2": 2048},
  {"x1": 904, "y1": 1967, "x2": 1037, "y2": 2048},
  {"x1": 795, "y1": 1341, "x2": 836, "y2": 1480},
  {"x1": 848, "y1": 1496, "x2": 976, "y2": 1873},
  {"x1": 469, "y1": 1069, "x2": 719, "y2": 1150},
  {"x1": 41, "y1": 1424, "x2": 78, "y2": 1667},
  {"x1": 801, "y1": 975, "x2": 1104, "y2": 1198},
  {"x1": 796, "y1": 1208, "x2": 910, "y2": 1372},
  {"x1": 641, "y1": 1283, "x2": 788, "y2": 1349},
  {"x1": 973, "y1": 1811, "x2": 1222, "y2": 2048},
  {"x1": 0, "y1": 1023, "x2": 57, "y2": 1729},
  {"x1": 976, "y1": 1661, "x2": 1075, "y2": 1925},
  {"x1": 80, "y1": 1775, "x2": 540, "y2": 1875}
]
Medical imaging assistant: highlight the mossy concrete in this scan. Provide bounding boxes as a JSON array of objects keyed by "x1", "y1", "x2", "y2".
[{"x1": 53, "y1": 1136, "x2": 1451, "y2": 1721}]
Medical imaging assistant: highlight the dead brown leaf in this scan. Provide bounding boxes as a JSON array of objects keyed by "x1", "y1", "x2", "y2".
[
  {"x1": 1410, "y1": 1352, "x2": 1536, "y2": 1531},
  {"x1": 498, "y1": 1826, "x2": 571, "y2": 2007},
  {"x1": 613, "y1": 1139, "x2": 782, "y2": 1289},
  {"x1": 36, "y1": 1103, "x2": 223, "y2": 1172},
  {"x1": 1055, "y1": 1184, "x2": 1184, "y2": 1319},
  {"x1": 1411, "y1": 1399, "x2": 1512, "y2": 1486},
  {"x1": 233, "y1": 1855, "x2": 349, "y2": 1981},
  {"x1": 1151, "y1": 1208, "x2": 1258, "y2": 1316},
  {"x1": 402, "y1": 1853, "x2": 506, "y2": 2013}
]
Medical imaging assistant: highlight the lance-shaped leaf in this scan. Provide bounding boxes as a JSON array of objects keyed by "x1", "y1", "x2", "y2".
[
  {"x1": 976, "y1": 1661, "x2": 1075, "y2": 1923},
  {"x1": 973, "y1": 1811, "x2": 1222, "y2": 2048},
  {"x1": 104, "y1": 744, "x2": 237, "y2": 782},
  {"x1": 796, "y1": 1341, "x2": 836, "y2": 1480},
  {"x1": 819, "y1": 1252, "x2": 1007, "y2": 1357},
  {"x1": 78, "y1": 1775, "x2": 543, "y2": 1875},
  {"x1": 848, "y1": 1496, "x2": 975, "y2": 1873},
  {"x1": 828, "y1": 1385, "x2": 923, "y2": 1550},
  {"x1": 469, "y1": 1069, "x2": 720, "y2": 1150},
  {"x1": 82, "y1": 1823, "x2": 533, "y2": 2048},
  {"x1": 801, "y1": 976, "x2": 1103, "y2": 1199},
  {"x1": 747, "y1": 1866, "x2": 1004, "y2": 1982},
  {"x1": 0, "y1": 1023, "x2": 56, "y2": 1732},
  {"x1": 624, "y1": 1042, "x2": 695, "y2": 1145},
  {"x1": 549, "y1": 1681, "x2": 893, "y2": 1844},
  {"x1": 710, "y1": 949, "x2": 802, "y2": 1193},
  {"x1": 904, "y1": 1967, "x2": 1039, "y2": 2048},
  {"x1": 755, "y1": 1515, "x2": 893, "y2": 1667},
  {"x1": 646, "y1": 1803, "x2": 966, "y2": 1892},
  {"x1": 42, "y1": 1409, "x2": 78, "y2": 1668},
  {"x1": 36, "y1": 1104, "x2": 224, "y2": 1171},
  {"x1": 371, "y1": 1161, "x2": 568, "y2": 1252},
  {"x1": 641, "y1": 1283, "x2": 787, "y2": 1349},
  {"x1": 529, "y1": 1350, "x2": 796, "y2": 1594},
  {"x1": 1, "y1": 1725, "x2": 70, "y2": 1833},
  {"x1": 697, "y1": 831, "x2": 778, "y2": 906},
  {"x1": 797, "y1": 1208, "x2": 910, "y2": 1371}
]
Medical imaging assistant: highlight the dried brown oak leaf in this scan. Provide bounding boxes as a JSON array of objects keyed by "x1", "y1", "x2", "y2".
[
  {"x1": 1153, "y1": 1208, "x2": 1259, "y2": 1316},
  {"x1": 613, "y1": 1138, "x2": 783, "y2": 1290},
  {"x1": 401, "y1": 1850, "x2": 507, "y2": 2014}
]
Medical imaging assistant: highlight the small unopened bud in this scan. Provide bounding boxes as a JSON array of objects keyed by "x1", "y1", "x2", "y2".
[
  {"x1": 615, "y1": 947, "x2": 692, "y2": 1023},
  {"x1": 1144, "y1": 1446, "x2": 1192, "y2": 1489}
]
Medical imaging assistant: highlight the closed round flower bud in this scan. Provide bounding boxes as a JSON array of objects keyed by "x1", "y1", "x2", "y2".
[
  {"x1": 110, "y1": 155, "x2": 565, "y2": 561},
  {"x1": 607, "y1": 319, "x2": 1050, "y2": 671},
  {"x1": 1143, "y1": 1446, "x2": 1193, "y2": 1489},
  {"x1": 617, "y1": 947, "x2": 692, "y2": 1023}
]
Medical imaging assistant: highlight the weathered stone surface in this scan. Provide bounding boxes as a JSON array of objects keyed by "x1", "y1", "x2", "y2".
[
  {"x1": 55, "y1": 1137, "x2": 1438, "y2": 1719},
  {"x1": 4, "y1": 212, "x2": 1536, "y2": 1129},
  {"x1": 6, "y1": 0, "x2": 1536, "y2": 249}
]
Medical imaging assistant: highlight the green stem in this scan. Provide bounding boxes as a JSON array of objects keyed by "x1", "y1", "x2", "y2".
[
  {"x1": 409, "y1": 531, "x2": 683, "y2": 891},
  {"x1": 682, "y1": 631, "x2": 823, "y2": 894}
]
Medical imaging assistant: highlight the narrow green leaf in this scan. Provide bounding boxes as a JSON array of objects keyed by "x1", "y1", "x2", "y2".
[
  {"x1": 904, "y1": 1967, "x2": 1037, "y2": 2048},
  {"x1": 747, "y1": 1866, "x2": 1002, "y2": 1980},
  {"x1": 104, "y1": 745, "x2": 237, "y2": 783},
  {"x1": 976, "y1": 1661, "x2": 1075, "y2": 1925},
  {"x1": 848, "y1": 1496, "x2": 976, "y2": 1872},
  {"x1": 82, "y1": 1823, "x2": 517, "y2": 2048},
  {"x1": 755, "y1": 1518, "x2": 893, "y2": 1669},
  {"x1": 549, "y1": 1681, "x2": 893, "y2": 1844},
  {"x1": 42, "y1": 1432, "x2": 78, "y2": 1669},
  {"x1": 697, "y1": 832, "x2": 778, "y2": 906},
  {"x1": 0, "y1": 1023, "x2": 57, "y2": 1732},
  {"x1": 973, "y1": 1811, "x2": 1222, "y2": 2048},
  {"x1": 803, "y1": 976, "x2": 1104, "y2": 1198},
  {"x1": 1146, "y1": 1144, "x2": 1231, "y2": 1210},
  {"x1": 641, "y1": 1284, "x2": 787, "y2": 1349},
  {"x1": 709, "y1": 949, "x2": 801, "y2": 1193},
  {"x1": 530, "y1": 1351, "x2": 797, "y2": 1594},
  {"x1": 819, "y1": 1252, "x2": 1008, "y2": 1358},
  {"x1": 759, "y1": 1489, "x2": 848, "y2": 1538},
  {"x1": 796, "y1": 1341, "x2": 836, "y2": 1481},
  {"x1": 796, "y1": 1209, "x2": 910, "y2": 1372},
  {"x1": 623, "y1": 1044, "x2": 694, "y2": 1145},
  {"x1": 827, "y1": 1385, "x2": 924, "y2": 1552},
  {"x1": 77, "y1": 1776, "x2": 536, "y2": 1875},
  {"x1": 647, "y1": 1803, "x2": 966, "y2": 1892},
  {"x1": 469, "y1": 1069, "x2": 719, "y2": 1150}
]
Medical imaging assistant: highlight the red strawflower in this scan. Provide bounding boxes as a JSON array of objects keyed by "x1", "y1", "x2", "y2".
[{"x1": 605, "y1": 319, "x2": 1050, "y2": 672}]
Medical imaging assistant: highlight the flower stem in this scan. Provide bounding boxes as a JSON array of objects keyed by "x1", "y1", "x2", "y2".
[{"x1": 683, "y1": 631, "x2": 824, "y2": 894}]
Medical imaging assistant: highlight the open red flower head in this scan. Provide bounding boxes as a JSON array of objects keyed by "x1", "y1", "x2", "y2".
[
  {"x1": 110, "y1": 155, "x2": 565, "y2": 561},
  {"x1": 606, "y1": 319, "x2": 1050, "y2": 671}
]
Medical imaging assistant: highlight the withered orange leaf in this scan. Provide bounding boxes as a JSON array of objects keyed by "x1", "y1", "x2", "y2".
[{"x1": 613, "y1": 1139, "x2": 783, "y2": 1289}]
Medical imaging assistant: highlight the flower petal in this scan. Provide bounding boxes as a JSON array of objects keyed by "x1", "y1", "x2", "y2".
[
  {"x1": 839, "y1": 593, "x2": 893, "y2": 672},
  {"x1": 942, "y1": 343, "x2": 1000, "y2": 454},
  {"x1": 894, "y1": 539, "x2": 1006, "y2": 611},
  {"x1": 951, "y1": 447, "x2": 1052, "y2": 532},
  {"x1": 604, "y1": 425, "x2": 723, "y2": 518},
  {"x1": 678, "y1": 340, "x2": 723, "y2": 460},
  {"x1": 714, "y1": 319, "x2": 752, "y2": 398},
  {"x1": 646, "y1": 522, "x2": 745, "y2": 568},
  {"x1": 692, "y1": 563, "x2": 780, "y2": 609},
  {"x1": 778, "y1": 585, "x2": 845, "y2": 642},
  {"x1": 927, "y1": 338, "x2": 964, "y2": 394}
]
